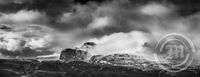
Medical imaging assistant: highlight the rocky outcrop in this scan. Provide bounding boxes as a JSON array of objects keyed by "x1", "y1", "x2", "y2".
[
  {"x1": 89, "y1": 54, "x2": 159, "y2": 71},
  {"x1": 89, "y1": 55, "x2": 104, "y2": 63},
  {"x1": 59, "y1": 48, "x2": 90, "y2": 62}
]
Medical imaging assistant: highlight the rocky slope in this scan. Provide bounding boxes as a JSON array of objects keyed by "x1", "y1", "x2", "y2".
[
  {"x1": 0, "y1": 56, "x2": 199, "y2": 77},
  {"x1": 89, "y1": 54, "x2": 160, "y2": 71},
  {"x1": 0, "y1": 48, "x2": 200, "y2": 77}
]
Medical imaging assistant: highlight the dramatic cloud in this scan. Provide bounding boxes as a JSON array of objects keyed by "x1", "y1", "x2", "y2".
[
  {"x1": 88, "y1": 16, "x2": 112, "y2": 29},
  {"x1": 0, "y1": 32, "x2": 24, "y2": 51},
  {"x1": 0, "y1": 10, "x2": 48, "y2": 24},
  {"x1": 139, "y1": 3, "x2": 174, "y2": 17},
  {"x1": 82, "y1": 31, "x2": 157, "y2": 61},
  {"x1": 0, "y1": 24, "x2": 55, "y2": 58},
  {"x1": 87, "y1": 31, "x2": 150, "y2": 54},
  {"x1": 0, "y1": 0, "x2": 199, "y2": 61}
]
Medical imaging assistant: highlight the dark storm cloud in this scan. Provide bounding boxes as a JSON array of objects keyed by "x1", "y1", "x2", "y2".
[
  {"x1": 0, "y1": 48, "x2": 54, "y2": 58},
  {"x1": 0, "y1": 24, "x2": 13, "y2": 31},
  {"x1": 0, "y1": 0, "x2": 199, "y2": 16},
  {"x1": 0, "y1": 0, "x2": 109, "y2": 21},
  {"x1": 55, "y1": 0, "x2": 169, "y2": 36},
  {"x1": 0, "y1": 0, "x2": 74, "y2": 21},
  {"x1": 166, "y1": 0, "x2": 200, "y2": 16},
  {"x1": 0, "y1": 0, "x2": 199, "y2": 37},
  {"x1": 54, "y1": 0, "x2": 199, "y2": 34}
]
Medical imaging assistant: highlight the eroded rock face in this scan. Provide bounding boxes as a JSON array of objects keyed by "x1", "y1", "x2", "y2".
[
  {"x1": 59, "y1": 48, "x2": 90, "y2": 62},
  {"x1": 89, "y1": 55, "x2": 104, "y2": 63},
  {"x1": 89, "y1": 54, "x2": 160, "y2": 71}
]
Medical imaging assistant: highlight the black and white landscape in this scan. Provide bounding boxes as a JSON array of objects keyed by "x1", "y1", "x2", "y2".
[{"x1": 0, "y1": 0, "x2": 200, "y2": 77}]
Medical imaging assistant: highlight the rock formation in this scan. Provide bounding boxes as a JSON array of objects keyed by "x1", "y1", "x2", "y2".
[
  {"x1": 89, "y1": 54, "x2": 160, "y2": 71},
  {"x1": 59, "y1": 48, "x2": 90, "y2": 62}
]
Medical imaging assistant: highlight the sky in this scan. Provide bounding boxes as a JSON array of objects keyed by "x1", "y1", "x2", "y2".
[{"x1": 0, "y1": 0, "x2": 199, "y2": 62}]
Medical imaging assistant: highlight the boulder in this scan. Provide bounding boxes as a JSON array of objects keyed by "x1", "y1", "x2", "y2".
[{"x1": 59, "y1": 48, "x2": 90, "y2": 62}]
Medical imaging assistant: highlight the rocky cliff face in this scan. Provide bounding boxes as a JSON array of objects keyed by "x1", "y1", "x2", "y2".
[
  {"x1": 89, "y1": 54, "x2": 160, "y2": 71},
  {"x1": 59, "y1": 48, "x2": 90, "y2": 62}
]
